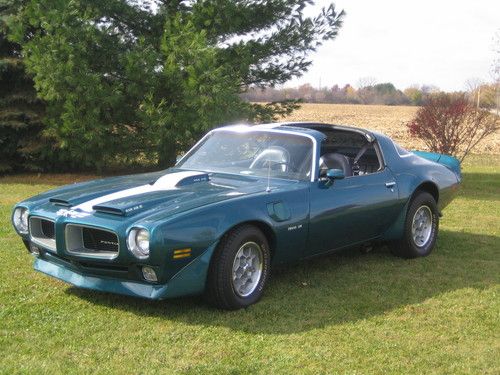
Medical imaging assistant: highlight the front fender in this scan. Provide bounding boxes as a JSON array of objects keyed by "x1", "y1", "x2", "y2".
[
  {"x1": 150, "y1": 187, "x2": 309, "y2": 275},
  {"x1": 154, "y1": 241, "x2": 218, "y2": 298}
]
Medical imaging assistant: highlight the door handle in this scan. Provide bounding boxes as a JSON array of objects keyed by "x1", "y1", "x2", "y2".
[{"x1": 385, "y1": 181, "x2": 396, "y2": 188}]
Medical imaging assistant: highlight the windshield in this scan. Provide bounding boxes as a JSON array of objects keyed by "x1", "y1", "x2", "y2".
[{"x1": 176, "y1": 130, "x2": 313, "y2": 181}]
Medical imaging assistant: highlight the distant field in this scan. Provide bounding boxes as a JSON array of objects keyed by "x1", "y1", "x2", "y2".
[{"x1": 284, "y1": 103, "x2": 500, "y2": 154}]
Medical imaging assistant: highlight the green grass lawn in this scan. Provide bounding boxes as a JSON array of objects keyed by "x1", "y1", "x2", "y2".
[{"x1": 1, "y1": 155, "x2": 499, "y2": 374}]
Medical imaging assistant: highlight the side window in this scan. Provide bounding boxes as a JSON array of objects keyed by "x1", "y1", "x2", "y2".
[
  {"x1": 316, "y1": 128, "x2": 383, "y2": 177},
  {"x1": 353, "y1": 143, "x2": 383, "y2": 175}
]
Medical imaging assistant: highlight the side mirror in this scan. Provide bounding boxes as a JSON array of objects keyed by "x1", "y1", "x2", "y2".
[
  {"x1": 327, "y1": 169, "x2": 345, "y2": 180},
  {"x1": 321, "y1": 168, "x2": 345, "y2": 187}
]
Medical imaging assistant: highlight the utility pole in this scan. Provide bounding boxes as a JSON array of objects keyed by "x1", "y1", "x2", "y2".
[{"x1": 496, "y1": 83, "x2": 499, "y2": 115}]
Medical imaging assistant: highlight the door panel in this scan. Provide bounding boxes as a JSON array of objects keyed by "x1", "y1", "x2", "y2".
[{"x1": 307, "y1": 168, "x2": 400, "y2": 256}]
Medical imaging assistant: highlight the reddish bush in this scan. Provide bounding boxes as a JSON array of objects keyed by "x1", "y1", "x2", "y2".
[{"x1": 407, "y1": 93, "x2": 499, "y2": 162}]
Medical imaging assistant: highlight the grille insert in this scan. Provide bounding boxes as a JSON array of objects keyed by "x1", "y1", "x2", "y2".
[
  {"x1": 65, "y1": 224, "x2": 119, "y2": 259},
  {"x1": 41, "y1": 219, "x2": 55, "y2": 239},
  {"x1": 29, "y1": 217, "x2": 56, "y2": 251},
  {"x1": 82, "y1": 227, "x2": 119, "y2": 253}
]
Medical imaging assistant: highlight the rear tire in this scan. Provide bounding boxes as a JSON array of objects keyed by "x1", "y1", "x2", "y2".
[
  {"x1": 204, "y1": 225, "x2": 271, "y2": 310},
  {"x1": 391, "y1": 192, "x2": 439, "y2": 258}
]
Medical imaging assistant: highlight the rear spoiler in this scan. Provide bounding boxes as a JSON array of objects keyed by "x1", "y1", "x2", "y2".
[{"x1": 412, "y1": 151, "x2": 461, "y2": 179}]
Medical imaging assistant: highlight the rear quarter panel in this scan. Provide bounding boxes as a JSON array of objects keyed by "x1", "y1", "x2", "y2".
[{"x1": 375, "y1": 133, "x2": 460, "y2": 239}]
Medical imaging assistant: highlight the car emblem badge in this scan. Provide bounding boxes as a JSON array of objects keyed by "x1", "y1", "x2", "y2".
[{"x1": 56, "y1": 208, "x2": 91, "y2": 218}]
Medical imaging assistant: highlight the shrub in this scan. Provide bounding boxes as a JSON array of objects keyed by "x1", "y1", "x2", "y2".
[{"x1": 407, "y1": 93, "x2": 499, "y2": 162}]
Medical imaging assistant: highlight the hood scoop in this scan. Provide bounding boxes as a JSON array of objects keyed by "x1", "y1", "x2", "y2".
[
  {"x1": 49, "y1": 198, "x2": 71, "y2": 206},
  {"x1": 92, "y1": 205, "x2": 125, "y2": 216},
  {"x1": 153, "y1": 171, "x2": 209, "y2": 188}
]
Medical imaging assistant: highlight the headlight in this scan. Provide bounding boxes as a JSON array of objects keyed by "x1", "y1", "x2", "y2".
[
  {"x1": 127, "y1": 228, "x2": 150, "y2": 258},
  {"x1": 13, "y1": 207, "x2": 29, "y2": 234}
]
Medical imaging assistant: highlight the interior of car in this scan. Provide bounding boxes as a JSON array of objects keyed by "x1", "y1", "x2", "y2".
[{"x1": 296, "y1": 125, "x2": 383, "y2": 178}]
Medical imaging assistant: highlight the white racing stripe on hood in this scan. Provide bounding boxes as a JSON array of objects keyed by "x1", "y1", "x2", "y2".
[{"x1": 73, "y1": 171, "x2": 205, "y2": 213}]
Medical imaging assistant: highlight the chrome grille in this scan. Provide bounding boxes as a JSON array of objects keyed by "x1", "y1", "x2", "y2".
[
  {"x1": 29, "y1": 217, "x2": 56, "y2": 251},
  {"x1": 65, "y1": 224, "x2": 119, "y2": 259}
]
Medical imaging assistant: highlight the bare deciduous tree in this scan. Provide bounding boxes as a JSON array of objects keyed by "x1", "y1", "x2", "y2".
[
  {"x1": 465, "y1": 78, "x2": 484, "y2": 108},
  {"x1": 491, "y1": 30, "x2": 500, "y2": 114},
  {"x1": 356, "y1": 76, "x2": 377, "y2": 89},
  {"x1": 407, "y1": 93, "x2": 499, "y2": 162}
]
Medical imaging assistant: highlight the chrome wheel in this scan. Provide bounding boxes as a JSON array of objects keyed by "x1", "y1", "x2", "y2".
[
  {"x1": 411, "y1": 206, "x2": 433, "y2": 247},
  {"x1": 232, "y1": 241, "x2": 263, "y2": 297}
]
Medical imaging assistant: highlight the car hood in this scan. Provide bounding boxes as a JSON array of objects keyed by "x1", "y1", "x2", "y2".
[{"x1": 30, "y1": 169, "x2": 293, "y2": 220}]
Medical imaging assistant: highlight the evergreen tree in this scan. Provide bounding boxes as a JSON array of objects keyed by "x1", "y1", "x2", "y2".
[
  {"x1": 0, "y1": 0, "x2": 45, "y2": 172},
  {"x1": 10, "y1": 0, "x2": 344, "y2": 169}
]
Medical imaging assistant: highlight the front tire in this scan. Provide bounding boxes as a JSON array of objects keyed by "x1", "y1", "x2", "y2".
[
  {"x1": 205, "y1": 225, "x2": 271, "y2": 310},
  {"x1": 391, "y1": 192, "x2": 439, "y2": 258}
]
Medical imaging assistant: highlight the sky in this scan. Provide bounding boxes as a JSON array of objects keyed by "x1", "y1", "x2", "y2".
[{"x1": 285, "y1": 0, "x2": 500, "y2": 92}]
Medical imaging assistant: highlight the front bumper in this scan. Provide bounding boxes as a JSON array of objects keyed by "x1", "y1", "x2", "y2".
[
  {"x1": 34, "y1": 257, "x2": 170, "y2": 299},
  {"x1": 33, "y1": 243, "x2": 217, "y2": 300}
]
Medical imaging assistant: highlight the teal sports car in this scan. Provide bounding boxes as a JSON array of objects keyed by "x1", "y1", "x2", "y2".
[{"x1": 12, "y1": 123, "x2": 461, "y2": 309}]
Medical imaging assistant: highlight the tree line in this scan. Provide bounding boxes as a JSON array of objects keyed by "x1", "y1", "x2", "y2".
[{"x1": 243, "y1": 81, "x2": 500, "y2": 107}]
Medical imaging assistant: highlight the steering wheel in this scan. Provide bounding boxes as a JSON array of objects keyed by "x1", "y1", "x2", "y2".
[{"x1": 249, "y1": 146, "x2": 290, "y2": 172}]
